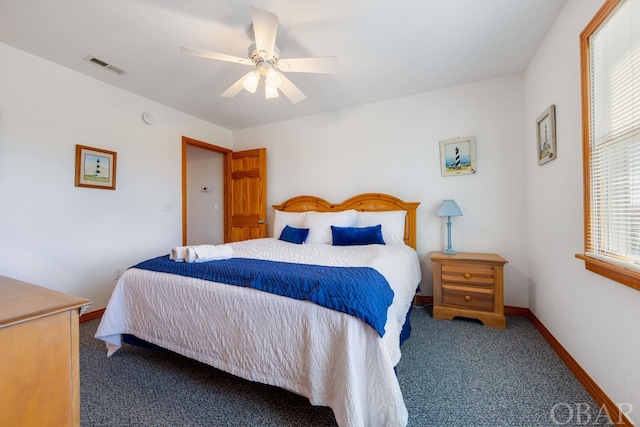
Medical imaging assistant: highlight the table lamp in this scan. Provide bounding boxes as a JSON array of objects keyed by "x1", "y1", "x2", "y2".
[{"x1": 436, "y1": 199, "x2": 463, "y2": 255}]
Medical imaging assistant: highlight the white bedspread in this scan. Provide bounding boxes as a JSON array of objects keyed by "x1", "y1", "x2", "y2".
[{"x1": 95, "y1": 238, "x2": 421, "y2": 427}]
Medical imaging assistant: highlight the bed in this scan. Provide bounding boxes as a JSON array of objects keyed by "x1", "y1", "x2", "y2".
[{"x1": 95, "y1": 193, "x2": 421, "y2": 427}]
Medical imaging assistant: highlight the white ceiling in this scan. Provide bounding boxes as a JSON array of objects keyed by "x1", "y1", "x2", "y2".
[{"x1": 0, "y1": 0, "x2": 566, "y2": 130}]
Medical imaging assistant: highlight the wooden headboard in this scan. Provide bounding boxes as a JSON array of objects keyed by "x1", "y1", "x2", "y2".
[{"x1": 272, "y1": 193, "x2": 420, "y2": 249}]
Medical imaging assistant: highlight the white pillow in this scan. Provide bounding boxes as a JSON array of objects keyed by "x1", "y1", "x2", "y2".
[
  {"x1": 273, "y1": 210, "x2": 307, "y2": 239},
  {"x1": 303, "y1": 210, "x2": 358, "y2": 244},
  {"x1": 356, "y1": 210, "x2": 407, "y2": 244}
]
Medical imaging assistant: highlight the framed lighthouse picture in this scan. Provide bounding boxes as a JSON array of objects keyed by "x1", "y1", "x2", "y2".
[
  {"x1": 439, "y1": 136, "x2": 476, "y2": 177},
  {"x1": 75, "y1": 144, "x2": 117, "y2": 190},
  {"x1": 536, "y1": 105, "x2": 556, "y2": 165}
]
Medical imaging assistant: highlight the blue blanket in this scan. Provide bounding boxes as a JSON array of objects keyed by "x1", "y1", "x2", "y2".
[{"x1": 132, "y1": 256, "x2": 394, "y2": 337}]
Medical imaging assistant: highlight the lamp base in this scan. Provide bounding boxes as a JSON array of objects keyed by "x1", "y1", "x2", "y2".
[{"x1": 443, "y1": 217, "x2": 456, "y2": 255}]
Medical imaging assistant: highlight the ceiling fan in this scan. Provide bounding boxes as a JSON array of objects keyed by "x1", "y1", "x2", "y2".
[{"x1": 181, "y1": 6, "x2": 338, "y2": 104}]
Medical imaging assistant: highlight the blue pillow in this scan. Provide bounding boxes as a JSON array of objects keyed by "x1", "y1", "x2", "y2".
[
  {"x1": 331, "y1": 225, "x2": 385, "y2": 246},
  {"x1": 279, "y1": 225, "x2": 309, "y2": 244}
]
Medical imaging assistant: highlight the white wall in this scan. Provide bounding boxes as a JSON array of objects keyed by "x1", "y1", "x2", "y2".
[
  {"x1": 0, "y1": 42, "x2": 232, "y2": 309},
  {"x1": 186, "y1": 146, "x2": 224, "y2": 245},
  {"x1": 234, "y1": 74, "x2": 529, "y2": 307},
  {"x1": 525, "y1": 0, "x2": 640, "y2": 421}
]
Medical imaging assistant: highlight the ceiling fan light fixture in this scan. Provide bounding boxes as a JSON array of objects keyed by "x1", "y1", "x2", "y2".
[
  {"x1": 265, "y1": 67, "x2": 282, "y2": 89},
  {"x1": 265, "y1": 84, "x2": 279, "y2": 99},
  {"x1": 181, "y1": 7, "x2": 336, "y2": 104},
  {"x1": 242, "y1": 70, "x2": 260, "y2": 93}
]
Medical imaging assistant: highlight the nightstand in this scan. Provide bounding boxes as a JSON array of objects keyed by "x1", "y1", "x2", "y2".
[{"x1": 430, "y1": 251, "x2": 507, "y2": 329}]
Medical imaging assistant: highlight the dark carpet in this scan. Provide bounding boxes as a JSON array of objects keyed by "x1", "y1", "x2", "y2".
[{"x1": 80, "y1": 305, "x2": 609, "y2": 426}]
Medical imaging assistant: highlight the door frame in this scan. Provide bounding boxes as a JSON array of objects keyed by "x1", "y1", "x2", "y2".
[{"x1": 181, "y1": 136, "x2": 232, "y2": 245}]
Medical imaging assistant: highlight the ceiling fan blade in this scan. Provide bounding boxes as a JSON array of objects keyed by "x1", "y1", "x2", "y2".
[
  {"x1": 220, "y1": 71, "x2": 254, "y2": 97},
  {"x1": 277, "y1": 57, "x2": 339, "y2": 74},
  {"x1": 181, "y1": 46, "x2": 252, "y2": 66},
  {"x1": 250, "y1": 6, "x2": 278, "y2": 57},
  {"x1": 277, "y1": 73, "x2": 307, "y2": 104}
]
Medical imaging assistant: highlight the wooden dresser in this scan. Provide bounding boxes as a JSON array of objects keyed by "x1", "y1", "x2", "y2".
[
  {"x1": 0, "y1": 275, "x2": 91, "y2": 427},
  {"x1": 430, "y1": 251, "x2": 507, "y2": 329}
]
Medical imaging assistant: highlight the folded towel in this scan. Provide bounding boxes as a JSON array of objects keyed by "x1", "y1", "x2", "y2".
[
  {"x1": 186, "y1": 244, "x2": 233, "y2": 263},
  {"x1": 170, "y1": 246, "x2": 189, "y2": 262}
]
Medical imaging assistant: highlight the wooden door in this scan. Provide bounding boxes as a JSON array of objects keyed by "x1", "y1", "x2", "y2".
[{"x1": 227, "y1": 148, "x2": 267, "y2": 241}]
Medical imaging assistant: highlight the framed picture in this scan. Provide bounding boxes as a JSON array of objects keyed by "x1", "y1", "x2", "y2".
[
  {"x1": 75, "y1": 145, "x2": 117, "y2": 190},
  {"x1": 536, "y1": 105, "x2": 556, "y2": 165},
  {"x1": 439, "y1": 136, "x2": 477, "y2": 177}
]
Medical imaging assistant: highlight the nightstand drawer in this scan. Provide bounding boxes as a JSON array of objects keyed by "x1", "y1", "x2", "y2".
[
  {"x1": 441, "y1": 263, "x2": 495, "y2": 288},
  {"x1": 442, "y1": 285, "x2": 494, "y2": 312}
]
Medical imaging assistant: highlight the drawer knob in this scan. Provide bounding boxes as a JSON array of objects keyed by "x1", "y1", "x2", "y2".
[
  {"x1": 464, "y1": 295, "x2": 471, "y2": 302},
  {"x1": 464, "y1": 273, "x2": 471, "y2": 279}
]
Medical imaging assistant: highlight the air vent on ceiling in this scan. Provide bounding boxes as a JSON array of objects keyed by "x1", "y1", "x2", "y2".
[{"x1": 83, "y1": 55, "x2": 126, "y2": 75}]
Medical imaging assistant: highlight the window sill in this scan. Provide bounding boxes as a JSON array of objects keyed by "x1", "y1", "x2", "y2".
[{"x1": 575, "y1": 253, "x2": 640, "y2": 292}]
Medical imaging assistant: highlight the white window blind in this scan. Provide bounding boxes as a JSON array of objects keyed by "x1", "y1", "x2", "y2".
[{"x1": 587, "y1": 0, "x2": 640, "y2": 270}]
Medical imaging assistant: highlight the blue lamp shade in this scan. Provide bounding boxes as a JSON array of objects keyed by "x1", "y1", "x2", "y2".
[
  {"x1": 436, "y1": 199, "x2": 463, "y2": 217},
  {"x1": 436, "y1": 200, "x2": 463, "y2": 255}
]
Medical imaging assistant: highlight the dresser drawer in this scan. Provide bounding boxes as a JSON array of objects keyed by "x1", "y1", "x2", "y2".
[
  {"x1": 442, "y1": 285, "x2": 494, "y2": 312},
  {"x1": 441, "y1": 263, "x2": 495, "y2": 288}
]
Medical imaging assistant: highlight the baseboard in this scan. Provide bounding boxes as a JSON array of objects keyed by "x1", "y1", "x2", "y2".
[
  {"x1": 527, "y1": 310, "x2": 634, "y2": 426},
  {"x1": 414, "y1": 295, "x2": 432, "y2": 305},
  {"x1": 504, "y1": 305, "x2": 529, "y2": 316},
  {"x1": 80, "y1": 308, "x2": 105, "y2": 323}
]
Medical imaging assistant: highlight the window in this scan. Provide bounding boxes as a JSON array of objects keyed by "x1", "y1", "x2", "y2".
[{"x1": 579, "y1": 0, "x2": 640, "y2": 291}]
